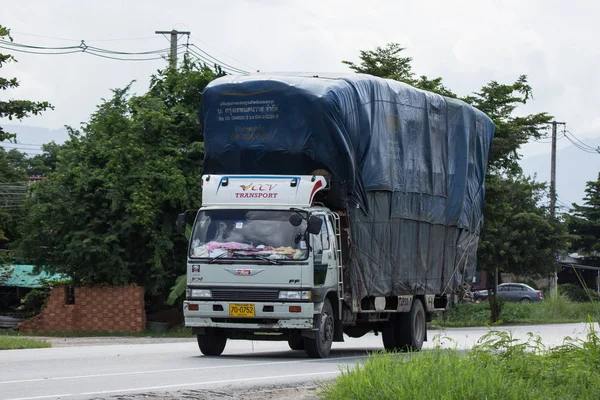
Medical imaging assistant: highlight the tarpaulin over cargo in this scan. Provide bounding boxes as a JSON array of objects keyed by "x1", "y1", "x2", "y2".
[{"x1": 200, "y1": 73, "x2": 494, "y2": 297}]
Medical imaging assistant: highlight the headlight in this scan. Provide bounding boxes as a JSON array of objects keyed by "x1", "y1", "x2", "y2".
[
  {"x1": 188, "y1": 289, "x2": 211, "y2": 298},
  {"x1": 279, "y1": 290, "x2": 311, "y2": 300}
]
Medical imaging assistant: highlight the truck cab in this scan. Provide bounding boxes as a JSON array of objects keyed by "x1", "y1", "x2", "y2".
[{"x1": 183, "y1": 174, "x2": 343, "y2": 357}]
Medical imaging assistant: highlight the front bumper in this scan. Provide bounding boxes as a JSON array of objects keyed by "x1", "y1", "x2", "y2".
[{"x1": 184, "y1": 300, "x2": 315, "y2": 330}]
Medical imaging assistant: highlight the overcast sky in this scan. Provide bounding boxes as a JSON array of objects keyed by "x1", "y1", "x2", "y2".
[{"x1": 2, "y1": 0, "x2": 600, "y2": 204}]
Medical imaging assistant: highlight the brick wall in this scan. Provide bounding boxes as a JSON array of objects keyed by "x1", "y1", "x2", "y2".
[{"x1": 19, "y1": 285, "x2": 145, "y2": 334}]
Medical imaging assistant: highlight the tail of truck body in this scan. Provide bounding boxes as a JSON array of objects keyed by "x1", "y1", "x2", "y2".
[{"x1": 183, "y1": 73, "x2": 495, "y2": 358}]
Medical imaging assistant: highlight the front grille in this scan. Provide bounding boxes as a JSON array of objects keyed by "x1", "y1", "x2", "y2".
[{"x1": 211, "y1": 288, "x2": 280, "y2": 302}]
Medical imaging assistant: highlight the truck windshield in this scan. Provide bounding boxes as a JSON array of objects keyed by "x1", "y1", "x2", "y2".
[{"x1": 189, "y1": 209, "x2": 309, "y2": 261}]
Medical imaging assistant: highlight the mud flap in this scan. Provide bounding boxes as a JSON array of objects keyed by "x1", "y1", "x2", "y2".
[{"x1": 333, "y1": 319, "x2": 344, "y2": 342}]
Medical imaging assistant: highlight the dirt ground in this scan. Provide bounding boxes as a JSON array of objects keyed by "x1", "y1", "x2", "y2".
[{"x1": 89, "y1": 385, "x2": 320, "y2": 400}]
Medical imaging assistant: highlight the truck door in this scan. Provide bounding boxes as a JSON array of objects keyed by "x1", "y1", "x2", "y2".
[{"x1": 313, "y1": 215, "x2": 334, "y2": 285}]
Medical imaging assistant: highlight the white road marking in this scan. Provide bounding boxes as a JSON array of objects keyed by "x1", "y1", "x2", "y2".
[
  {"x1": 4, "y1": 370, "x2": 341, "y2": 400},
  {"x1": 0, "y1": 355, "x2": 363, "y2": 385}
]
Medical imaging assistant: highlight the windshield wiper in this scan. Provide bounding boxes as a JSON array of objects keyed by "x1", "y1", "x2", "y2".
[
  {"x1": 248, "y1": 254, "x2": 280, "y2": 265},
  {"x1": 207, "y1": 252, "x2": 229, "y2": 264},
  {"x1": 229, "y1": 250, "x2": 281, "y2": 265}
]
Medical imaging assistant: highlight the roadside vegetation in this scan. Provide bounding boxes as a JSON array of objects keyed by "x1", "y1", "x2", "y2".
[
  {"x1": 0, "y1": 332, "x2": 51, "y2": 350},
  {"x1": 320, "y1": 323, "x2": 600, "y2": 400},
  {"x1": 432, "y1": 292, "x2": 599, "y2": 327}
]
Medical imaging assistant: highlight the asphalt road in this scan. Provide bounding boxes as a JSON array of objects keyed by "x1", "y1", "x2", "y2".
[{"x1": 1, "y1": 323, "x2": 597, "y2": 400}]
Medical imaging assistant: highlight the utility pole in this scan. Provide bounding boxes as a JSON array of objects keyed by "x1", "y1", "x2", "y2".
[
  {"x1": 155, "y1": 29, "x2": 190, "y2": 68},
  {"x1": 549, "y1": 120, "x2": 566, "y2": 295}
]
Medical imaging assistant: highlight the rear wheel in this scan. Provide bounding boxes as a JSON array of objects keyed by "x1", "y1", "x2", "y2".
[
  {"x1": 520, "y1": 297, "x2": 532, "y2": 303},
  {"x1": 197, "y1": 329, "x2": 227, "y2": 356},
  {"x1": 304, "y1": 298, "x2": 334, "y2": 358},
  {"x1": 382, "y1": 299, "x2": 426, "y2": 352}
]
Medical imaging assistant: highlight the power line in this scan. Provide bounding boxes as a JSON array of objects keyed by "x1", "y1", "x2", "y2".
[
  {"x1": 1, "y1": 35, "x2": 255, "y2": 72},
  {"x1": 186, "y1": 48, "x2": 248, "y2": 75},
  {"x1": 563, "y1": 134, "x2": 600, "y2": 153},
  {"x1": 563, "y1": 130, "x2": 600, "y2": 153},
  {"x1": 532, "y1": 133, "x2": 564, "y2": 144},
  {"x1": 83, "y1": 50, "x2": 169, "y2": 62},
  {"x1": 0, "y1": 146, "x2": 44, "y2": 152},
  {"x1": 0, "y1": 45, "x2": 81, "y2": 55},
  {"x1": 189, "y1": 44, "x2": 249, "y2": 74},
  {"x1": 12, "y1": 142, "x2": 44, "y2": 147},
  {"x1": 190, "y1": 35, "x2": 255, "y2": 70},
  {"x1": 0, "y1": 38, "x2": 174, "y2": 61},
  {"x1": 2, "y1": 143, "x2": 43, "y2": 148}
]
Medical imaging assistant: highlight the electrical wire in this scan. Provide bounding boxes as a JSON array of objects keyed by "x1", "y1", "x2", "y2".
[
  {"x1": 0, "y1": 146, "x2": 44, "y2": 152},
  {"x1": 0, "y1": 45, "x2": 82, "y2": 55},
  {"x1": 186, "y1": 48, "x2": 247, "y2": 75},
  {"x1": 1, "y1": 36, "x2": 255, "y2": 72},
  {"x1": 531, "y1": 134, "x2": 564, "y2": 143},
  {"x1": 190, "y1": 35, "x2": 255, "y2": 70},
  {"x1": 189, "y1": 44, "x2": 249, "y2": 74},
  {"x1": 2, "y1": 143, "x2": 43, "y2": 148},
  {"x1": 0, "y1": 39, "x2": 80, "y2": 50},
  {"x1": 0, "y1": 38, "x2": 174, "y2": 61},
  {"x1": 563, "y1": 133, "x2": 600, "y2": 154},
  {"x1": 564, "y1": 130, "x2": 599, "y2": 153},
  {"x1": 83, "y1": 50, "x2": 167, "y2": 61},
  {"x1": 84, "y1": 45, "x2": 173, "y2": 55}
]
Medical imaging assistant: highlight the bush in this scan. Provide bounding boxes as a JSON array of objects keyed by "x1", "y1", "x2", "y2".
[
  {"x1": 320, "y1": 326, "x2": 600, "y2": 399},
  {"x1": 559, "y1": 283, "x2": 600, "y2": 302},
  {"x1": 17, "y1": 289, "x2": 50, "y2": 318},
  {"x1": 434, "y1": 292, "x2": 599, "y2": 327}
]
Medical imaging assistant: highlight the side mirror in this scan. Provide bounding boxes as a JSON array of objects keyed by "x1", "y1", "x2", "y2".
[
  {"x1": 307, "y1": 215, "x2": 323, "y2": 235},
  {"x1": 289, "y1": 213, "x2": 303, "y2": 227},
  {"x1": 176, "y1": 213, "x2": 186, "y2": 234}
]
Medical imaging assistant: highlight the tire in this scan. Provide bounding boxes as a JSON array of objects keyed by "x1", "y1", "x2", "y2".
[
  {"x1": 197, "y1": 329, "x2": 227, "y2": 356},
  {"x1": 520, "y1": 297, "x2": 532, "y2": 303},
  {"x1": 288, "y1": 336, "x2": 305, "y2": 351},
  {"x1": 382, "y1": 299, "x2": 426, "y2": 352},
  {"x1": 304, "y1": 298, "x2": 334, "y2": 358}
]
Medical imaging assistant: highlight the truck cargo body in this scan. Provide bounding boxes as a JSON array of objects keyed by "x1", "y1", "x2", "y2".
[{"x1": 183, "y1": 73, "x2": 495, "y2": 358}]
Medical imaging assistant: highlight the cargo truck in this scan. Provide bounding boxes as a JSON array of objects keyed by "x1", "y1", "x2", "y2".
[{"x1": 180, "y1": 73, "x2": 494, "y2": 358}]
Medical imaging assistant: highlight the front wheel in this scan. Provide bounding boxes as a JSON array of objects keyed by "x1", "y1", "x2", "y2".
[
  {"x1": 304, "y1": 298, "x2": 334, "y2": 358},
  {"x1": 197, "y1": 329, "x2": 227, "y2": 356}
]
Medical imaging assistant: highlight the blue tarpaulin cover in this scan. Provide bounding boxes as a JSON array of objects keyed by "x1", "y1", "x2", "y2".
[{"x1": 200, "y1": 73, "x2": 494, "y2": 298}]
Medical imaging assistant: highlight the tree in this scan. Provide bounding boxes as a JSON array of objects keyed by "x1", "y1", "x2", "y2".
[
  {"x1": 343, "y1": 43, "x2": 414, "y2": 83},
  {"x1": 0, "y1": 25, "x2": 53, "y2": 142},
  {"x1": 0, "y1": 25, "x2": 53, "y2": 254},
  {"x1": 462, "y1": 76, "x2": 551, "y2": 174},
  {"x1": 0, "y1": 148, "x2": 28, "y2": 264},
  {"x1": 343, "y1": 42, "x2": 456, "y2": 97},
  {"x1": 477, "y1": 174, "x2": 568, "y2": 277},
  {"x1": 568, "y1": 173, "x2": 600, "y2": 265},
  {"x1": 17, "y1": 56, "x2": 219, "y2": 293}
]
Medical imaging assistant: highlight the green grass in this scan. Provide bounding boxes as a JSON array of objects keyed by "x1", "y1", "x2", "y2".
[
  {"x1": 432, "y1": 293, "x2": 600, "y2": 327},
  {"x1": 320, "y1": 323, "x2": 600, "y2": 400},
  {"x1": 0, "y1": 333, "x2": 51, "y2": 350}
]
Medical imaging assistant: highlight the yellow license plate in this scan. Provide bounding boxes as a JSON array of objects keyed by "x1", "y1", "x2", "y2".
[{"x1": 229, "y1": 304, "x2": 255, "y2": 317}]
